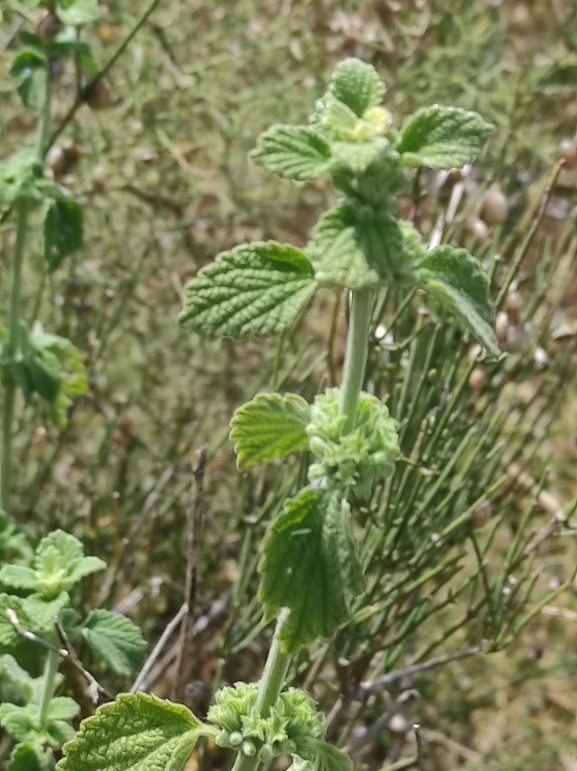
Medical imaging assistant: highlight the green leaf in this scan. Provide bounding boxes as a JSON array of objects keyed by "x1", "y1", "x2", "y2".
[
  {"x1": 230, "y1": 392, "x2": 311, "y2": 469},
  {"x1": 327, "y1": 58, "x2": 385, "y2": 118},
  {"x1": 0, "y1": 564, "x2": 40, "y2": 592},
  {"x1": 399, "y1": 219, "x2": 428, "y2": 263},
  {"x1": 413, "y1": 244, "x2": 499, "y2": 356},
  {"x1": 251, "y1": 125, "x2": 331, "y2": 180},
  {"x1": 329, "y1": 137, "x2": 389, "y2": 175},
  {"x1": 8, "y1": 742, "x2": 55, "y2": 771},
  {"x1": 44, "y1": 201, "x2": 83, "y2": 272},
  {"x1": 294, "y1": 740, "x2": 353, "y2": 771},
  {"x1": 57, "y1": 692, "x2": 205, "y2": 771},
  {"x1": 0, "y1": 151, "x2": 44, "y2": 206},
  {"x1": 259, "y1": 488, "x2": 363, "y2": 653},
  {"x1": 0, "y1": 151, "x2": 70, "y2": 206},
  {"x1": 9, "y1": 51, "x2": 48, "y2": 114},
  {"x1": 308, "y1": 204, "x2": 405, "y2": 289},
  {"x1": 21, "y1": 592, "x2": 70, "y2": 636},
  {"x1": 81, "y1": 610, "x2": 147, "y2": 675},
  {"x1": 0, "y1": 654, "x2": 38, "y2": 702},
  {"x1": 396, "y1": 106, "x2": 494, "y2": 168},
  {"x1": 0, "y1": 593, "x2": 24, "y2": 647},
  {"x1": 48, "y1": 698, "x2": 80, "y2": 722},
  {"x1": 34, "y1": 530, "x2": 105, "y2": 595},
  {"x1": 0, "y1": 702, "x2": 75, "y2": 747},
  {"x1": 55, "y1": 0, "x2": 100, "y2": 25},
  {"x1": 179, "y1": 242, "x2": 317, "y2": 338}
]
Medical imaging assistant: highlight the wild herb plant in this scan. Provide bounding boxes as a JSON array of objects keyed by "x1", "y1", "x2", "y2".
[
  {"x1": 55, "y1": 59, "x2": 499, "y2": 771},
  {"x1": 0, "y1": 529, "x2": 147, "y2": 769},
  {"x1": 0, "y1": 4, "x2": 156, "y2": 768}
]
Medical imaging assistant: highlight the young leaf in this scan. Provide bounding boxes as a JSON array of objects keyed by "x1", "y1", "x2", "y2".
[
  {"x1": 0, "y1": 564, "x2": 40, "y2": 592},
  {"x1": 21, "y1": 592, "x2": 70, "y2": 636},
  {"x1": 7, "y1": 742, "x2": 55, "y2": 771},
  {"x1": 251, "y1": 125, "x2": 331, "y2": 180},
  {"x1": 9, "y1": 51, "x2": 48, "y2": 114},
  {"x1": 179, "y1": 242, "x2": 317, "y2": 338},
  {"x1": 396, "y1": 106, "x2": 494, "y2": 168},
  {"x1": 230, "y1": 392, "x2": 311, "y2": 469},
  {"x1": 34, "y1": 530, "x2": 105, "y2": 595},
  {"x1": 55, "y1": 0, "x2": 100, "y2": 25},
  {"x1": 309, "y1": 204, "x2": 404, "y2": 289},
  {"x1": 56, "y1": 692, "x2": 205, "y2": 771},
  {"x1": 44, "y1": 201, "x2": 83, "y2": 272},
  {"x1": 81, "y1": 609, "x2": 147, "y2": 675},
  {"x1": 48, "y1": 698, "x2": 81, "y2": 722},
  {"x1": 413, "y1": 244, "x2": 500, "y2": 356},
  {"x1": 0, "y1": 702, "x2": 75, "y2": 747},
  {"x1": 293, "y1": 739, "x2": 353, "y2": 771},
  {"x1": 327, "y1": 58, "x2": 385, "y2": 118},
  {"x1": 259, "y1": 488, "x2": 363, "y2": 653},
  {"x1": 0, "y1": 594, "x2": 25, "y2": 647}
]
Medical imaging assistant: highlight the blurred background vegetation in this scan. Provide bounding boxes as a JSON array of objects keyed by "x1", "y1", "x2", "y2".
[{"x1": 1, "y1": 1, "x2": 577, "y2": 769}]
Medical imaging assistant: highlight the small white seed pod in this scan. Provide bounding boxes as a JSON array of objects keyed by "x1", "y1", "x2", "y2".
[
  {"x1": 481, "y1": 185, "x2": 509, "y2": 226},
  {"x1": 467, "y1": 216, "x2": 489, "y2": 243},
  {"x1": 468, "y1": 366, "x2": 487, "y2": 391},
  {"x1": 560, "y1": 139, "x2": 577, "y2": 170},
  {"x1": 505, "y1": 291, "x2": 523, "y2": 323},
  {"x1": 505, "y1": 323, "x2": 525, "y2": 352},
  {"x1": 496, "y1": 311, "x2": 509, "y2": 345}
]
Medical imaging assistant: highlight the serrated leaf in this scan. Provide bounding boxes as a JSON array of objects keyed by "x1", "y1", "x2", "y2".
[
  {"x1": 22, "y1": 591, "x2": 70, "y2": 636},
  {"x1": 9, "y1": 51, "x2": 47, "y2": 114},
  {"x1": 396, "y1": 106, "x2": 494, "y2": 168},
  {"x1": 0, "y1": 564, "x2": 40, "y2": 592},
  {"x1": 55, "y1": 0, "x2": 100, "y2": 25},
  {"x1": 0, "y1": 593, "x2": 24, "y2": 647},
  {"x1": 44, "y1": 201, "x2": 83, "y2": 272},
  {"x1": 34, "y1": 530, "x2": 105, "y2": 595},
  {"x1": 8, "y1": 742, "x2": 55, "y2": 771},
  {"x1": 179, "y1": 242, "x2": 317, "y2": 338},
  {"x1": 57, "y1": 692, "x2": 205, "y2": 771},
  {"x1": 251, "y1": 125, "x2": 331, "y2": 180},
  {"x1": 0, "y1": 654, "x2": 37, "y2": 702},
  {"x1": 230, "y1": 392, "x2": 311, "y2": 469},
  {"x1": 259, "y1": 488, "x2": 363, "y2": 653},
  {"x1": 330, "y1": 137, "x2": 388, "y2": 175},
  {"x1": 308, "y1": 204, "x2": 404, "y2": 289},
  {"x1": 48, "y1": 698, "x2": 80, "y2": 722},
  {"x1": 399, "y1": 219, "x2": 428, "y2": 263},
  {"x1": 413, "y1": 244, "x2": 499, "y2": 356},
  {"x1": 293, "y1": 739, "x2": 354, "y2": 771},
  {"x1": 81, "y1": 610, "x2": 147, "y2": 675},
  {"x1": 327, "y1": 58, "x2": 385, "y2": 117},
  {"x1": 0, "y1": 702, "x2": 75, "y2": 747}
]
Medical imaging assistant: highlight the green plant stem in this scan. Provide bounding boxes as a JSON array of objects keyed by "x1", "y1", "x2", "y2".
[
  {"x1": 230, "y1": 610, "x2": 291, "y2": 771},
  {"x1": 339, "y1": 288, "x2": 373, "y2": 432},
  {"x1": 0, "y1": 201, "x2": 29, "y2": 514},
  {"x1": 254, "y1": 608, "x2": 291, "y2": 715},
  {"x1": 38, "y1": 648, "x2": 59, "y2": 729},
  {"x1": 0, "y1": 56, "x2": 52, "y2": 516}
]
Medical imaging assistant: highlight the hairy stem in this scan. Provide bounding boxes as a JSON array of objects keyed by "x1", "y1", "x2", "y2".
[
  {"x1": 38, "y1": 649, "x2": 59, "y2": 729},
  {"x1": 1, "y1": 201, "x2": 29, "y2": 514},
  {"x1": 254, "y1": 608, "x2": 291, "y2": 716},
  {"x1": 230, "y1": 610, "x2": 291, "y2": 771},
  {"x1": 339, "y1": 288, "x2": 373, "y2": 432}
]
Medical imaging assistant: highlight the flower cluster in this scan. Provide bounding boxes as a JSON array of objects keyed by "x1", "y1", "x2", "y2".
[
  {"x1": 207, "y1": 683, "x2": 326, "y2": 761},
  {"x1": 307, "y1": 388, "x2": 399, "y2": 495}
]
